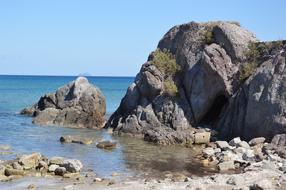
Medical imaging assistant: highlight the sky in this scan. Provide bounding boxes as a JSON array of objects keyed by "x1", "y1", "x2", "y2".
[{"x1": 0, "y1": 0, "x2": 285, "y2": 76}]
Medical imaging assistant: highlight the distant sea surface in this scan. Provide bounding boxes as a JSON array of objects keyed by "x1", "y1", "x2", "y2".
[
  {"x1": 0, "y1": 75, "x2": 134, "y2": 114},
  {"x1": 0, "y1": 75, "x2": 213, "y2": 183}
]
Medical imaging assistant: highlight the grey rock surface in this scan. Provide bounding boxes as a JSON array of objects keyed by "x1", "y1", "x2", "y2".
[
  {"x1": 218, "y1": 48, "x2": 286, "y2": 141},
  {"x1": 106, "y1": 21, "x2": 257, "y2": 145},
  {"x1": 21, "y1": 77, "x2": 106, "y2": 129}
]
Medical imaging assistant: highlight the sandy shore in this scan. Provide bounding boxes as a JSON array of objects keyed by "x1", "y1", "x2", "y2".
[{"x1": 2, "y1": 164, "x2": 285, "y2": 190}]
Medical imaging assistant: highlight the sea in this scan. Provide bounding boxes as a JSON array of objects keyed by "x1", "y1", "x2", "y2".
[{"x1": 0, "y1": 75, "x2": 213, "y2": 181}]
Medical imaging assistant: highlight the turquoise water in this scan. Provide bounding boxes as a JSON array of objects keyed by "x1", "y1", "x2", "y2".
[
  {"x1": 0, "y1": 75, "x2": 133, "y2": 114},
  {"x1": 0, "y1": 75, "x2": 134, "y2": 177},
  {"x1": 0, "y1": 75, "x2": 213, "y2": 182}
]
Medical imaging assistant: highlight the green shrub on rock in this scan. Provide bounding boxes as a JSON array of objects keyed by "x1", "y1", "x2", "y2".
[
  {"x1": 151, "y1": 49, "x2": 180, "y2": 96},
  {"x1": 152, "y1": 49, "x2": 180, "y2": 77},
  {"x1": 163, "y1": 80, "x2": 178, "y2": 96},
  {"x1": 239, "y1": 62, "x2": 257, "y2": 81},
  {"x1": 203, "y1": 30, "x2": 214, "y2": 45},
  {"x1": 240, "y1": 40, "x2": 286, "y2": 81}
]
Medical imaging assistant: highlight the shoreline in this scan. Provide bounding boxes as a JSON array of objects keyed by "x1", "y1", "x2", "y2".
[
  {"x1": 1, "y1": 134, "x2": 286, "y2": 189},
  {"x1": 1, "y1": 165, "x2": 285, "y2": 190}
]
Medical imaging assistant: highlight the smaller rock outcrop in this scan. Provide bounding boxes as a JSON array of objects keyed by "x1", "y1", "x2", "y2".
[
  {"x1": 21, "y1": 77, "x2": 106, "y2": 129},
  {"x1": 0, "y1": 153, "x2": 83, "y2": 182}
]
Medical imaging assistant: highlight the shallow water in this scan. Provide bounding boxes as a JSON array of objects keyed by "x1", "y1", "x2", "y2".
[{"x1": 0, "y1": 75, "x2": 215, "y2": 184}]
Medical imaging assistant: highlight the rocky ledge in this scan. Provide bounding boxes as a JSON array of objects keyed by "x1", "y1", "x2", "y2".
[
  {"x1": 0, "y1": 153, "x2": 83, "y2": 182},
  {"x1": 106, "y1": 21, "x2": 286, "y2": 145},
  {"x1": 21, "y1": 77, "x2": 106, "y2": 129}
]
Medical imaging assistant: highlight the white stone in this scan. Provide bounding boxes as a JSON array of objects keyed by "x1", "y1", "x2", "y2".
[
  {"x1": 62, "y1": 159, "x2": 83, "y2": 173},
  {"x1": 202, "y1": 148, "x2": 215, "y2": 158},
  {"x1": 229, "y1": 137, "x2": 241, "y2": 147},
  {"x1": 216, "y1": 141, "x2": 230, "y2": 150},
  {"x1": 48, "y1": 164, "x2": 59, "y2": 172},
  {"x1": 63, "y1": 185, "x2": 74, "y2": 190},
  {"x1": 237, "y1": 141, "x2": 250, "y2": 149}
]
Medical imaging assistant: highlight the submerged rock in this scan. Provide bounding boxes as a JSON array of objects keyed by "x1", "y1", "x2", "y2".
[
  {"x1": 96, "y1": 141, "x2": 117, "y2": 149},
  {"x1": 0, "y1": 145, "x2": 11, "y2": 151},
  {"x1": 21, "y1": 77, "x2": 106, "y2": 129},
  {"x1": 60, "y1": 136, "x2": 93, "y2": 145}
]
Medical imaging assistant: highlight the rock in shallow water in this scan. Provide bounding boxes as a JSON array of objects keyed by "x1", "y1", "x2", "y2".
[
  {"x1": 21, "y1": 77, "x2": 106, "y2": 129},
  {"x1": 61, "y1": 159, "x2": 83, "y2": 173},
  {"x1": 48, "y1": 164, "x2": 59, "y2": 172},
  {"x1": 60, "y1": 136, "x2": 93, "y2": 145},
  {"x1": 96, "y1": 141, "x2": 117, "y2": 149},
  {"x1": 18, "y1": 153, "x2": 41, "y2": 170},
  {"x1": 49, "y1": 157, "x2": 65, "y2": 165}
]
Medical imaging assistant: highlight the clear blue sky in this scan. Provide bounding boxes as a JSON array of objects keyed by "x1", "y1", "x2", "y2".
[{"x1": 0, "y1": 0, "x2": 285, "y2": 76}]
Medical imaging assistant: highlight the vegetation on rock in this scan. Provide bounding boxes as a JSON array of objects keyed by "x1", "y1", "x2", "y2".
[
  {"x1": 163, "y1": 80, "x2": 178, "y2": 96},
  {"x1": 239, "y1": 62, "x2": 257, "y2": 81},
  {"x1": 203, "y1": 30, "x2": 214, "y2": 45},
  {"x1": 240, "y1": 40, "x2": 286, "y2": 80},
  {"x1": 151, "y1": 49, "x2": 180, "y2": 96},
  {"x1": 151, "y1": 48, "x2": 180, "y2": 77}
]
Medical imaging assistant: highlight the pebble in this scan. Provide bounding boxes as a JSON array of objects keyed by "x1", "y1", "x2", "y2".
[
  {"x1": 94, "y1": 177, "x2": 103, "y2": 182},
  {"x1": 249, "y1": 137, "x2": 266, "y2": 146},
  {"x1": 48, "y1": 164, "x2": 59, "y2": 172},
  {"x1": 96, "y1": 141, "x2": 117, "y2": 149},
  {"x1": 229, "y1": 137, "x2": 241, "y2": 147},
  {"x1": 238, "y1": 141, "x2": 250, "y2": 149},
  {"x1": 216, "y1": 141, "x2": 231, "y2": 151},
  {"x1": 63, "y1": 185, "x2": 74, "y2": 190}
]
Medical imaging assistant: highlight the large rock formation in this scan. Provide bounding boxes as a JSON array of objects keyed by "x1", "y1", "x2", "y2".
[
  {"x1": 21, "y1": 77, "x2": 106, "y2": 129},
  {"x1": 218, "y1": 45, "x2": 286, "y2": 141},
  {"x1": 106, "y1": 21, "x2": 263, "y2": 145}
]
